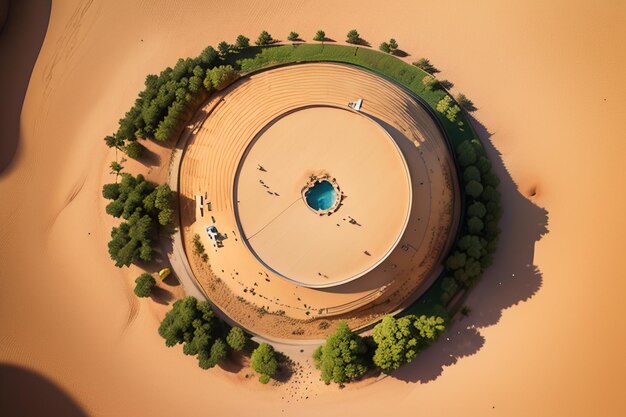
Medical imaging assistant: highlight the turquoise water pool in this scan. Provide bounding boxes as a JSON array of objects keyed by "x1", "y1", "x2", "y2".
[{"x1": 305, "y1": 180, "x2": 337, "y2": 211}]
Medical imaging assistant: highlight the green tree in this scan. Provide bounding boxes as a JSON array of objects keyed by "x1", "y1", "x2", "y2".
[
  {"x1": 102, "y1": 183, "x2": 121, "y2": 200},
  {"x1": 251, "y1": 343, "x2": 278, "y2": 381},
  {"x1": 255, "y1": 30, "x2": 273, "y2": 46},
  {"x1": 465, "y1": 180, "x2": 484, "y2": 198},
  {"x1": 134, "y1": 273, "x2": 156, "y2": 297},
  {"x1": 313, "y1": 30, "x2": 325, "y2": 41},
  {"x1": 379, "y1": 41, "x2": 390, "y2": 53},
  {"x1": 226, "y1": 326, "x2": 247, "y2": 351},
  {"x1": 457, "y1": 235, "x2": 484, "y2": 259},
  {"x1": 372, "y1": 315, "x2": 419, "y2": 371},
  {"x1": 467, "y1": 201, "x2": 487, "y2": 218},
  {"x1": 467, "y1": 216, "x2": 484, "y2": 234},
  {"x1": 463, "y1": 166, "x2": 481, "y2": 183},
  {"x1": 125, "y1": 140, "x2": 144, "y2": 159},
  {"x1": 109, "y1": 160, "x2": 124, "y2": 180},
  {"x1": 314, "y1": 322, "x2": 369, "y2": 384},
  {"x1": 104, "y1": 134, "x2": 124, "y2": 150},
  {"x1": 388, "y1": 38, "x2": 398, "y2": 53},
  {"x1": 235, "y1": 35, "x2": 250, "y2": 49},
  {"x1": 456, "y1": 140, "x2": 478, "y2": 167},
  {"x1": 159, "y1": 297, "x2": 225, "y2": 369},
  {"x1": 206, "y1": 65, "x2": 239, "y2": 91},
  {"x1": 346, "y1": 29, "x2": 360, "y2": 44},
  {"x1": 288, "y1": 31, "x2": 299, "y2": 41},
  {"x1": 446, "y1": 251, "x2": 466, "y2": 270},
  {"x1": 413, "y1": 315, "x2": 445, "y2": 342},
  {"x1": 217, "y1": 41, "x2": 232, "y2": 56},
  {"x1": 412, "y1": 58, "x2": 439, "y2": 74}
]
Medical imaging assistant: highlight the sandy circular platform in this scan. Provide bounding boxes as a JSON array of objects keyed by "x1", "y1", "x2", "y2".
[
  {"x1": 179, "y1": 62, "x2": 460, "y2": 337},
  {"x1": 235, "y1": 106, "x2": 412, "y2": 287}
]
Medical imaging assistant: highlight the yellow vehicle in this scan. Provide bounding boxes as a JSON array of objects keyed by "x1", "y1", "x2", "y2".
[{"x1": 158, "y1": 268, "x2": 171, "y2": 280}]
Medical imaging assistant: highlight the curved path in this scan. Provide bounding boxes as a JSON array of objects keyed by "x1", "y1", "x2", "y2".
[{"x1": 177, "y1": 63, "x2": 460, "y2": 339}]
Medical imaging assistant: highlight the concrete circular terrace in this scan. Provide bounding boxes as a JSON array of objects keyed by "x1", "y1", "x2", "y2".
[
  {"x1": 178, "y1": 62, "x2": 460, "y2": 337},
  {"x1": 234, "y1": 106, "x2": 412, "y2": 288}
]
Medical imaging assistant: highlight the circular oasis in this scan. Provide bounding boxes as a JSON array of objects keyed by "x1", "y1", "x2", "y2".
[{"x1": 178, "y1": 62, "x2": 462, "y2": 339}]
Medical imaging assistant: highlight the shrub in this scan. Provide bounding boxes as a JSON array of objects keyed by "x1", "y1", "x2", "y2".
[
  {"x1": 125, "y1": 140, "x2": 144, "y2": 159},
  {"x1": 134, "y1": 273, "x2": 156, "y2": 297},
  {"x1": 463, "y1": 166, "x2": 481, "y2": 183},
  {"x1": 436, "y1": 95, "x2": 452, "y2": 114},
  {"x1": 314, "y1": 322, "x2": 369, "y2": 384},
  {"x1": 255, "y1": 30, "x2": 273, "y2": 46},
  {"x1": 235, "y1": 35, "x2": 249, "y2": 49},
  {"x1": 259, "y1": 374, "x2": 270, "y2": 384},
  {"x1": 251, "y1": 343, "x2": 278, "y2": 381},
  {"x1": 288, "y1": 31, "x2": 299, "y2": 41},
  {"x1": 206, "y1": 65, "x2": 239, "y2": 91},
  {"x1": 446, "y1": 251, "x2": 466, "y2": 270},
  {"x1": 446, "y1": 104, "x2": 461, "y2": 122},
  {"x1": 412, "y1": 58, "x2": 439, "y2": 74},
  {"x1": 422, "y1": 75, "x2": 438, "y2": 91},
  {"x1": 379, "y1": 42, "x2": 390, "y2": 53},
  {"x1": 346, "y1": 29, "x2": 360, "y2": 44},
  {"x1": 192, "y1": 233, "x2": 205, "y2": 255},
  {"x1": 465, "y1": 180, "x2": 484, "y2": 198},
  {"x1": 313, "y1": 30, "x2": 325, "y2": 41},
  {"x1": 467, "y1": 201, "x2": 487, "y2": 218},
  {"x1": 467, "y1": 216, "x2": 484, "y2": 234},
  {"x1": 226, "y1": 326, "x2": 247, "y2": 351}
]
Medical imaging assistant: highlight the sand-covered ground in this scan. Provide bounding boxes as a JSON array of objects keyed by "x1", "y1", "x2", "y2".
[{"x1": 1, "y1": 0, "x2": 625, "y2": 416}]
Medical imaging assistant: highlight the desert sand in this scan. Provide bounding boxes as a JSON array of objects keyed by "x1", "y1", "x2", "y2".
[{"x1": 1, "y1": 0, "x2": 625, "y2": 416}]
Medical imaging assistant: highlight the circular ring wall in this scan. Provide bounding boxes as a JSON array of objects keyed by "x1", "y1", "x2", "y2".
[{"x1": 178, "y1": 63, "x2": 460, "y2": 340}]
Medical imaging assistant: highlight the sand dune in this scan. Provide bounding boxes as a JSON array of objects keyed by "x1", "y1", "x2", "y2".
[{"x1": 0, "y1": 0, "x2": 625, "y2": 416}]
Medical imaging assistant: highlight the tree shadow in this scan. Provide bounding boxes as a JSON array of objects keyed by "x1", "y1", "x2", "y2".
[
  {"x1": 137, "y1": 143, "x2": 161, "y2": 166},
  {"x1": 0, "y1": 0, "x2": 52, "y2": 175},
  {"x1": 0, "y1": 363, "x2": 88, "y2": 417},
  {"x1": 218, "y1": 351, "x2": 246, "y2": 373},
  {"x1": 151, "y1": 285, "x2": 174, "y2": 305},
  {"x1": 439, "y1": 79, "x2": 454, "y2": 90},
  {"x1": 393, "y1": 49, "x2": 410, "y2": 58},
  {"x1": 390, "y1": 115, "x2": 548, "y2": 383}
]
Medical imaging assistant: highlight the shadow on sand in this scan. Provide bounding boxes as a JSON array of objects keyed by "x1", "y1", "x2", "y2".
[
  {"x1": 0, "y1": 363, "x2": 88, "y2": 417},
  {"x1": 390, "y1": 115, "x2": 549, "y2": 383},
  {"x1": 0, "y1": 0, "x2": 52, "y2": 175}
]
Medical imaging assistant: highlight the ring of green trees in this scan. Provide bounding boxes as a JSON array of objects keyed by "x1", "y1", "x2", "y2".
[{"x1": 101, "y1": 29, "x2": 501, "y2": 385}]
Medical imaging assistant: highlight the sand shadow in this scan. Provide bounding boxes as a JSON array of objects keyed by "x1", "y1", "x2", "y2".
[
  {"x1": 151, "y1": 285, "x2": 175, "y2": 305},
  {"x1": 392, "y1": 49, "x2": 410, "y2": 58},
  {"x1": 389, "y1": 115, "x2": 548, "y2": 383},
  {"x1": 218, "y1": 351, "x2": 246, "y2": 373},
  {"x1": 0, "y1": 0, "x2": 52, "y2": 175},
  {"x1": 0, "y1": 363, "x2": 88, "y2": 417},
  {"x1": 137, "y1": 143, "x2": 161, "y2": 167}
]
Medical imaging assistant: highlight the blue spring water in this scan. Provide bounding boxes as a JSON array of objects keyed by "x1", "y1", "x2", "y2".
[{"x1": 305, "y1": 180, "x2": 336, "y2": 211}]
